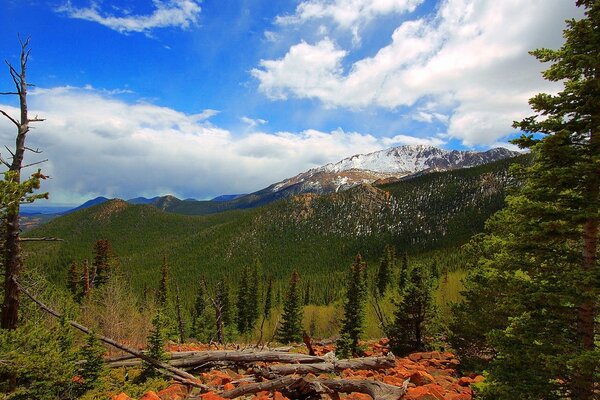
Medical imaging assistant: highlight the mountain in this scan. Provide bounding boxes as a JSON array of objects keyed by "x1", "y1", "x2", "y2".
[
  {"x1": 63, "y1": 196, "x2": 110, "y2": 214},
  {"x1": 127, "y1": 196, "x2": 160, "y2": 205},
  {"x1": 211, "y1": 194, "x2": 246, "y2": 202},
  {"x1": 153, "y1": 145, "x2": 520, "y2": 215},
  {"x1": 24, "y1": 154, "x2": 530, "y2": 305}
]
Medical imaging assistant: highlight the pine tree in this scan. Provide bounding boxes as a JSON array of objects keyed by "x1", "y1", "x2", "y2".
[
  {"x1": 77, "y1": 334, "x2": 106, "y2": 393},
  {"x1": 376, "y1": 245, "x2": 395, "y2": 296},
  {"x1": 236, "y1": 265, "x2": 250, "y2": 334},
  {"x1": 191, "y1": 283, "x2": 208, "y2": 340},
  {"x1": 398, "y1": 251, "x2": 409, "y2": 292},
  {"x1": 277, "y1": 271, "x2": 303, "y2": 344},
  {"x1": 248, "y1": 260, "x2": 260, "y2": 328},
  {"x1": 303, "y1": 282, "x2": 311, "y2": 305},
  {"x1": 263, "y1": 278, "x2": 273, "y2": 319},
  {"x1": 337, "y1": 254, "x2": 368, "y2": 356},
  {"x1": 67, "y1": 262, "x2": 80, "y2": 298},
  {"x1": 388, "y1": 265, "x2": 434, "y2": 356},
  {"x1": 452, "y1": 3, "x2": 599, "y2": 398},
  {"x1": 92, "y1": 239, "x2": 112, "y2": 287},
  {"x1": 174, "y1": 284, "x2": 186, "y2": 343},
  {"x1": 157, "y1": 256, "x2": 169, "y2": 309},
  {"x1": 144, "y1": 308, "x2": 167, "y2": 378}
]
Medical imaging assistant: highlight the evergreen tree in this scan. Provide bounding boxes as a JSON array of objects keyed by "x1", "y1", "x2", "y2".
[
  {"x1": 337, "y1": 254, "x2": 368, "y2": 356},
  {"x1": 303, "y1": 281, "x2": 311, "y2": 305},
  {"x1": 143, "y1": 309, "x2": 167, "y2": 378},
  {"x1": 376, "y1": 245, "x2": 395, "y2": 296},
  {"x1": 248, "y1": 260, "x2": 260, "y2": 328},
  {"x1": 236, "y1": 265, "x2": 250, "y2": 334},
  {"x1": 174, "y1": 284, "x2": 186, "y2": 343},
  {"x1": 77, "y1": 334, "x2": 106, "y2": 393},
  {"x1": 263, "y1": 278, "x2": 273, "y2": 320},
  {"x1": 277, "y1": 271, "x2": 303, "y2": 344},
  {"x1": 157, "y1": 256, "x2": 169, "y2": 309},
  {"x1": 398, "y1": 251, "x2": 409, "y2": 292},
  {"x1": 388, "y1": 265, "x2": 434, "y2": 356},
  {"x1": 453, "y1": 3, "x2": 599, "y2": 398},
  {"x1": 92, "y1": 239, "x2": 112, "y2": 287},
  {"x1": 191, "y1": 283, "x2": 209, "y2": 341},
  {"x1": 67, "y1": 262, "x2": 80, "y2": 298}
]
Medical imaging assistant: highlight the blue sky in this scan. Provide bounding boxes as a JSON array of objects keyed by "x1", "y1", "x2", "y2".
[{"x1": 0, "y1": 0, "x2": 581, "y2": 204}]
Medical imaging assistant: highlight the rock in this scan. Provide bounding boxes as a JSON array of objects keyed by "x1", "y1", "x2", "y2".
[
  {"x1": 345, "y1": 393, "x2": 372, "y2": 400},
  {"x1": 112, "y1": 393, "x2": 132, "y2": 400},
  {"x1": 405, "y1": 386, "x2": 441, "y2": 400},
  {"x1": 273, "y1": 391, "x2": 289, "y2": 400},
  {"x1": 223, "y1": 382, "x2": 235, "y2": 391},
  {"x1": 201, "y1": 392, "x2": 228, "y2": 400},
  {"x1": 472, "y1": 375, "x2": 485, "y2": 384},
  {"x1": 410, "y1": 371, "x2": 435, "y2": 386},
  {"x1": 457, "y1": 377, "x2": 473, "y2": 387},
  {"x1": 157, "y1": 384, "x2": 188, "y2": 400},
  {"x1": 139, "y1": 391, "x2": 161, "y2": 400}
]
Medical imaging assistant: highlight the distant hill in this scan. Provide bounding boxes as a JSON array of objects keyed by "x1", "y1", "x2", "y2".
[
  {"x1": 65, "y1": 196, "x2": 110, "y2": 213},
  {"x1": 126, "y1": 196, "x2": 160, "y2": 205},
  {"x1": 211, "y1": 194, "x2": 246, "y2": 202},
  {"x1": 25, "y1": 155, "x2": 529, "y2": 305}
]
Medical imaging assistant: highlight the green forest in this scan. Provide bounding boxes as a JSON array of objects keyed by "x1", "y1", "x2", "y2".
[{"x1": 0, "y1": 1, "x2": 598, "y2": 399}]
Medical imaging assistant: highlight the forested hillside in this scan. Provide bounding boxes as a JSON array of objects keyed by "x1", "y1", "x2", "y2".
[{"x1": 25, "y1": 155, "x2": 529, "y2": 306}]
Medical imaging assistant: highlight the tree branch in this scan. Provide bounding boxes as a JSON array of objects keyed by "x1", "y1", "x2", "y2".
[
  {"x1": 0, "y1": 109, "x2": 19, "y2": 127},
  {"x1": 0, "y1": 92, "x2": 18, "y2": 95},
  {"x1": 15, "y1": 278, "x2": 208, "y2": 390},
  {"x1": 18, "y1": 237, "x2": 63, "y2": 242},
  {"x1": 21, "y1": 159, "x2": 48, "y2": 169},
  {"x1": 24, "y1": 146, "x2": 42, "y2": 154}
]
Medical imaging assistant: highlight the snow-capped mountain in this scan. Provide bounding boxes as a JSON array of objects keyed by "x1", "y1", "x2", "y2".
[{"x1": 265, "y1": 145, "x2": 520, "y2": 196}]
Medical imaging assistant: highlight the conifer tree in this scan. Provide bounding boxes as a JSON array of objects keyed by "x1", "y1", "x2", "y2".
[
  {"x1": 77, "y1": 334, "x2": 106, "y2": 393},
  {"x1": 277, "y1": 271, "x2": 303, "y2": 344},
  {"x1": 337, "y1": 254, "x2": 368, "y2": 356},
  {"x1": 248, "y1": 260, "x2": 260, "y2": 328},
  {"x1": 263, "y1": 278, "x2": 273, "y2": 320},
  {"x1": 67, "y1": 262, "x2": 80, "y2": 298},
  {"x1": 174, "y1": 284, "x2": 185, "y2": 343},
  {"x1": 191, "y1": 282, "x2": 208, "y2": 340},
  {"x1": 144, "y1": 309, "x2": 167, "y2": 378},
  {"x1": 92, "y1": 239, "x2": 112, "y2": 287},
  {"x1": 157, "y1": 256, "x2": 169, "y2": 309},
  {"x1": 388, "y1": 265, "x2": 434, "y2": 356},
  {"x1": 376, "y1": 245, "x2": 395, "y2": 296},
  {"x1": 236, "y1": 265, "x2": 250, "y2": 334},
  {"x1": 303, "y1": 281, "x2": 311, "y2": 305},
  {"x1": 453, "y1": 2, "x2": 599, "y2": 398},
  {"x1": 398, "y1": 251, "x2": 409, "y2": 292}
]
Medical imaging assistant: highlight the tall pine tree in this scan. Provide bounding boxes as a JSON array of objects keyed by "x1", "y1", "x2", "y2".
[
  {"x1": 452, "y1": 2, "x2": 599, "y2": 397},
  {"x1": 388, "y1": 265, "x2": 434, "y2": 356},
  {"x1": 338, "y1": 254, "x2": 368, "y2": 356},
  {"x1": 277, "y1": 271, "x2": 303, "y2": 344}
]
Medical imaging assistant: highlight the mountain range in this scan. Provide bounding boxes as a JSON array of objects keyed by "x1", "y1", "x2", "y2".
[{"x1": 24, "y1": 153, "x2": 530, "y2": 305}]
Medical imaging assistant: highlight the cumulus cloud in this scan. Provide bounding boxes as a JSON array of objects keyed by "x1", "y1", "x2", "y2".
[
  {"x1": 255, "y1": 0, "x2": 582, "y2": 145},
  {"x1": 0, "y1": 87, "x2": 441, "y2": 203},
  {"x1": 277, "y1": 0, "x2": 422, "y2": 42},
  {"x1": 57, "y1": 0, "x2": 201, "y2": 34}
]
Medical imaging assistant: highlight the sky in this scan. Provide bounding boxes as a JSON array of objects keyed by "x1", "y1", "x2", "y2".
[{"x1": 0, "y1": 0, "x2": 582, "y2": 205}]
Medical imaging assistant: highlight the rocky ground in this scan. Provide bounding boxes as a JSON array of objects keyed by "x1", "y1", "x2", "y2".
[{"x1": 111, "y1": 340, "x2": 482, "y2": 400}]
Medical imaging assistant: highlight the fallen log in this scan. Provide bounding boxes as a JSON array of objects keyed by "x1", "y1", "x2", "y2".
[
  {"x1": 109, "y1": 350, "x2": 326, "y2": 368},
  {"x1": 16, "y1": 279, "x2": 208, "y2": 391},
  {"x1": 255, "y1": 353, "x2": 396, "y2": 378},
  {"x1": 220, "y1": 375, "x2": 409, "y2": 400}
]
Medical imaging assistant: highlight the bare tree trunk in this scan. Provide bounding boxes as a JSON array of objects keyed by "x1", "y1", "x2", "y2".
[{"x1": 1, "y1": 38, "x2": 37, "y2": 330}]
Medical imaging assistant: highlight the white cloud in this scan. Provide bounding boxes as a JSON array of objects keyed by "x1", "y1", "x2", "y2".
[
  {"x1": 381, "y1": 134, "x2": 445, "y2": 147},
  {"x1": 277, "y1": 0, "x2": 423, "y2": 42},
  {"x1": 0, "y1": 87, "x2": 443, "y2": 203},
  {"x1": 58, "y1": 0, "x2": 201, "y2": 34},
  {"x1": 254, "y1": 0, "x2": 582, "y2": 145},
  {"x1": 241, "y1": 116, "x2": 268, "y2": 129}
]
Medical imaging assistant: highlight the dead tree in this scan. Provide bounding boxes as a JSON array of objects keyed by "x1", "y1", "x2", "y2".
[{"x1": 0, "y1": 37, "x2": 48, "y2": 330}]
